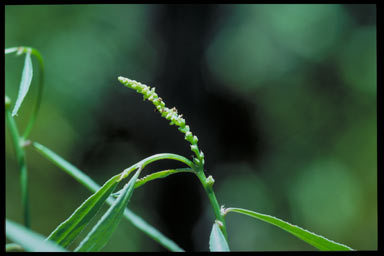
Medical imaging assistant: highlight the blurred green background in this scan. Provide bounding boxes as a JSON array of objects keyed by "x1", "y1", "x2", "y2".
[{"x1": 5, "y1": 4, "x2": 376, "y2": 251}]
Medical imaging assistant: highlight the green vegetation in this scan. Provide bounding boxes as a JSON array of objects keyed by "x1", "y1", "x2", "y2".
[{"x1": 5, "y1": 47, "x2": 354, "y2": 251}]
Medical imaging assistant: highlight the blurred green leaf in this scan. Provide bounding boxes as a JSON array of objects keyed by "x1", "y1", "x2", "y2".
[
  {"x1": 209, "y1": 221, "x2": 230, "y2": 252},
  {"x1": 6, "y1": 243, "x2": 24, "y2": 252},
  {"x1": 12, "y1": 49, "x2": 33, "y2": 117},
  {"x1": 225, "y1": 208, "x2": 353, "y2": 251},
  {"x1": 6, "y1": 219, "x2": 67, "y2": 252},
  {"x1": 47, "y1": 173, "x2": 121, "y2": 248},
  {"x1": 75, "y1": 167, "x2": 142, "y2": 252},
  {"x1": 5, "y1": 47, "x2": 18, "y2": 54}
]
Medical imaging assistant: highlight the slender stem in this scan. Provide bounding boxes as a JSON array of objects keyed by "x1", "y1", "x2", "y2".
[
  {"x1": 5, "y1": 109, "x2": 30, "y2": 228},
  {"x1": 195, "y1": 170, "x2": 228, "y2": 239}
]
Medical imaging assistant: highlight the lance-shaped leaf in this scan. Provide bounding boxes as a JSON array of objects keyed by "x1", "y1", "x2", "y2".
[
  {"x1": 46, "y1": 174, "x2": 121, "y2": 247},
  {"x1": 225, "y1": 208, "x2": 353, "y2": 251},
  {"x1": 32, "y1": 142, "x2": 184, "y2": 252},
  {"x1": 209, "y1": 221, "x2": 230, "y2": 252},
  {"x1": 75, "y1": 167, "x2": 142, "y2": 252},
  {"x1": 6, "y1": 219, "x2": 67, "y2": 252},
  {"x1": 12, "y1": 49, "x2": 33, "y2": 117}
]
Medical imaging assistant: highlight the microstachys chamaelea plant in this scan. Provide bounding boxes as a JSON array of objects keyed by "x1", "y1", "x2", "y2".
[
  {"x1": 118, "y1": 76, "x2": 205, "y2": 169},
  {"x1": 6, "y1": 46, "x2": 355, "y2": 252}
]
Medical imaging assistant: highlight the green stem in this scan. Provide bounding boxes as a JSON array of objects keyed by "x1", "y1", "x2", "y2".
[
  {"x1": 195, "y1": 170, "x2": 228, "y2": 239},
  {"x1": 5, "y1": 109, "x2": 30, "y2": 228}
]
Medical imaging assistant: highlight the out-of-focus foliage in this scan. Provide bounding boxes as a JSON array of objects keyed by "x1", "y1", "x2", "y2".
[{"x1": 6, "y1": 4, "x2": 376, "y2": 251}]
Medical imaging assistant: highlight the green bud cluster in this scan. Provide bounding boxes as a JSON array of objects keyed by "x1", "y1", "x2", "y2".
[{"x1": 118, "y1": 76, "x2": 205, "y2": 168}]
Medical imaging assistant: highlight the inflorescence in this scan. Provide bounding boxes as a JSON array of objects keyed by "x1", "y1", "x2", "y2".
[{"x1": 118, "y1": 76, "x2": 205, "y2": 169}]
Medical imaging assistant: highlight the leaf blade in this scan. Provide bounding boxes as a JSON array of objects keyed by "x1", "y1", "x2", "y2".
[
  {"x1": 6, "y1": 219, "x2": 67, "y2": 252},
  {"x1": 12, "y1": 50, "x2": 33, "y2": 116},
  {"x1": 209, "y1": 221, "x2": 230, "y2": 252},
  {"x1": 46, "y1": 174, "x2": 121, "y2": 248},
  {"x1": 226, "y1": 207, "x2": 353, "y2": 251},
  {"x1": 75, "y1": 167, "x2": 142, "y2": 252},
  {"x1": 32, "y1": 141, "x2": 184, "y2": 252}
]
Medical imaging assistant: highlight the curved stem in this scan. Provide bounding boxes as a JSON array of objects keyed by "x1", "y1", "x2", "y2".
[{"x1": 5, "y1": 109, "x2": 30, "y2": 228}]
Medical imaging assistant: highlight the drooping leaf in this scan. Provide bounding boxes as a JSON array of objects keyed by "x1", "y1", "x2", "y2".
[
  {"x1": 32, "y1": 141, "x2": 184, "y2": 252},
  {"x1": 225, "y1": 207, "x2": 353, "y2": 251},
  {"x1": 75, "y1": 167, "x2": 142, "y2": 252},
  {"x1": 6, "y1": 219, "x2": 67, "y2": 252},
  {"x1": 12, "y1": 50, "x2": 33, "y2": 116},
  {"x1": 46, "y1": 174, "x2": 121, "y2": 248},
  {"x1": 209, "y1": 221, "x2": 230, "y2": 252}
]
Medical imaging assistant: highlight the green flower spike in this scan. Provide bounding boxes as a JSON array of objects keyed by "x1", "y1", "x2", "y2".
[{"x1": 118, "y1": 76, "x2": 205, "y2": 169}]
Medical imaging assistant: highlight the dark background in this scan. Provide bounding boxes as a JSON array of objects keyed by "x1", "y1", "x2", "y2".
[{"x1": 5, "y1": 4, "x2": 377, "y2": 251}]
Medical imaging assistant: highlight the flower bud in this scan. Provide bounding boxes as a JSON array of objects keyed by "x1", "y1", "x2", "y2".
[
  {"x1": 185, "y1": 131, "x2": 193, "y2": 141},
  {"x1": 193, "y1": 157, "x2": 200, "y2": 165},
  {"x1": 5, "y1": 96, "x2": 11, "y2": 110},
  {"x1": 206, "y1": 175, "x2": 215, "y2": 186}
]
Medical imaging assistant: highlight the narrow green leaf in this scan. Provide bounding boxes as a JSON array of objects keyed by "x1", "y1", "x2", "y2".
[
  {"x1": 119, "y1": 207, "x2": 184, "y2": 252},
  {"x1": 47, "y1": 174, "x2": 121, "y2": 248},
  {"x1": 134, "y1": 168, "x2": 193, "y2": 189},
  {"x1": 225, "y1": 207, "x2": 353, "y2": 251},
  {"x1": 32, "y1": 141, "x2": 185, "y2": 252},
  {"x1": 75, "y1": 167, "x2": 142, "y2": 252},
  {"x1": 12, "y1": 50, "x2": 33, "y2": 117},
  {"x1": 6, "y1": 219, "x2": 67, "y2": 252},
  {"x1": 111, "y1": 168, "x2": 192, "y2": 197},
  {"x1": 22, "y1": 47, "x2": 45, "y2": 139},
  {"x1": 209, "y1": 221, "x2": 230, "y2": 252},
  {"x1": 32, "y1": 142, "x2": 100, "y2": 192}
]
